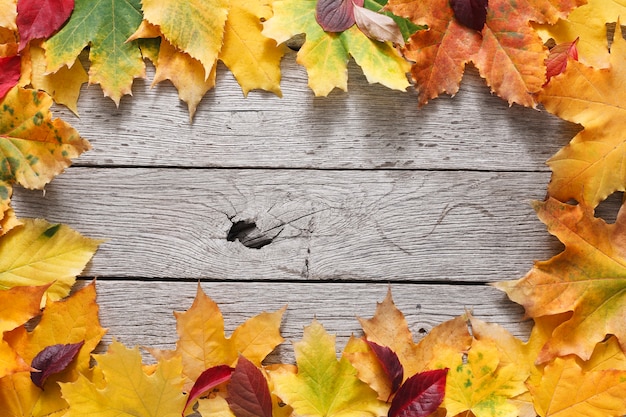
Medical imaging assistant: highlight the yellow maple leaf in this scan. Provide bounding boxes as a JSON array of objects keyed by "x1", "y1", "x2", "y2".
[
  {"x1": 534, "y1": 0, "x2": 626, "y2": 68},
  {"x1": 61, "y1": 339, "x2": 187, "y2": 417},
  {"x1": 158, "y1": 284, "x2": 285, "y2": 391},
  {"x1": 0, "y1": 0, "x2": 15, "y2": 31},
  {"x1": 529, "y1": 356, "x2": 626, "y2": 417},
  {"x1": 0, "y1": 183, "x2": 20, "y2": 237},
  {"x1": 0, "y1": 219, "x2": 101, "y2": 302},
  {"x1": 271, "y1": 320, "x2": 388, "y2": 417},
  {"x1": 0, "y1": 282, "x2": 105, "y2": 416},
  {"x1": 539, "y1": 24, "x2": 626, "y2": 208}
]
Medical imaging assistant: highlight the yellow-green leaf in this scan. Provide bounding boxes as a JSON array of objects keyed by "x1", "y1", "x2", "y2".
[
  {"x1": 271, "y1": 320, "x2": 388, "y2": 417},
  {"x1": 61, "y1": 339, "x2": 187, "y2": 417},
  {"x1": 0, "y1": 219, "x2": 101, "y2": 302}
]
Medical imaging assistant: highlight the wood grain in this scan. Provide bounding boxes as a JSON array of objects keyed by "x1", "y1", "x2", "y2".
[{"x1": 13, "y1": 168, "x2": 561, "y2": 281}]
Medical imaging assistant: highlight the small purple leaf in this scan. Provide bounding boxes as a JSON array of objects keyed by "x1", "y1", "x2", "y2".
[
  {"x1": 227, "y1": 356, "x2": 273, "y2": 417},
  {"x1": 30, "y1": 341, "x2": 84, "y2": 389},
  {"x1": 183, "y1": 365, "x2": 233, "y2": 416},
  {"x1": 449, "y1": 0, "x2": 488, "y2": 31},
  {"x1": 388, "y1": 368, "x2": 448, "y2": 417},
  {"x1": 316, "y1": 0, "x2": 364, "y2": 32},
  {"x1": 366, "y1": 340, "x2": 404, "y2": 396}
]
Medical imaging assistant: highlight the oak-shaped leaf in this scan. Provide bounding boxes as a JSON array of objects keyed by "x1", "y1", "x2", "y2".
[
  {"x1": 61, "y1": 339, "x2": 187, "y2": 417},
  {"x1": 494, "y1": 197, "x2": 626, "y2": 362},
  {"x1": 365, "y1": 340, "x2": 404, "y2": 397},
  {"x1": 227, "y1": 355, "x2": 273, "y2": 417},
  {"x1": 184, "y1": 365, "x2": 233, "y2": 415},
  {"x1": 16, "y1": 0, "x2": 74, "y2": 51},
  {"x1": 31, "y1": 341, "x2": 84, "y2": 389},
  {"x1": 449, "y1": 0, "x2": 488, "y2": 31},
  {"x1": 0, "y1": 219, "x2": 102, "y2": 302},
  {"x1": 353, "y1": 4, "x2": 404, "y2": 45},
  {"x1": 263, "y1": 0, "x2": 410, "y2": 96},
  {"x1": 271, "y1": 320, "x2": 388, "y2": 417},
  {"x1": 316, "y1": 0, "x2": 364, "y2": 32},
  {"x1": 387, "y1": 0, "x2": 584, "y2": 106},
  {"x1": 388, "y1": 369, "x2": 447, "y2": 417},
  {"x1": 545, "y1": 38, "x2": 578, "y2": 83},
  {"x1": 0, "y1": 56, "x2": 20, "y2": 99},
  {"x1": 539, "y1": 24, "x2": 626, "y2": 207},
  {"x1": 44, "y1": 0, "x2": 145, "y2": 105}
]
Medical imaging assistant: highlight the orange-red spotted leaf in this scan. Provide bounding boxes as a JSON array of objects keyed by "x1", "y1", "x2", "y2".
[
  {"x1": 449, "y1": 0, "x2": 488, "y2": 31},
  {"x1": 353, "y1": 4, "x2": 404, "y2": 45},
  {"x1": 366, "y1": 340, "x2": 404, "y2": 396},
  {"x1": 0, "y1": 56, "x2": 20, "y2": 99},
  {"x1": 30, "y1": 341, "x2": 84, "y2": 389},
  {"x1": 388, "y1": 369, "x2": 448, "y2": 417},
  {"x1": 227, "y1": 356, "x2": 273, "y2": 417},
  {"x1": 184, "y1": 364, "x2": 233, "y2": 415},
  {"x1": 545, "y1": 38, "x2": 578, "y2": 83},
  {"x1": 16, "y1": 0, "x2": 74, "y2": 51},
  {"x1": 316, "y1": 0, "x2": 364, "y2": 32}
]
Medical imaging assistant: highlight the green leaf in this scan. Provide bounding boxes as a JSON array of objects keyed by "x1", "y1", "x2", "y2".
[{"x1": 44, "y1": 0, "x2": 145, "y2": 105}]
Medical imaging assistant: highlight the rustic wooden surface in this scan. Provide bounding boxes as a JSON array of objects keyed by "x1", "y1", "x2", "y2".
[{"x1": 12, "y1": 51, "x2": 586, "y2": 362}]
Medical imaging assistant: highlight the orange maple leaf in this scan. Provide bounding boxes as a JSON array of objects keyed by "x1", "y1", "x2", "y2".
[
  {"x1": 387, "y1": 0, "x2": 583, "y2": 106},
  {"x1": 494, "y1": 197, "x2": 626, "y2": 362}
]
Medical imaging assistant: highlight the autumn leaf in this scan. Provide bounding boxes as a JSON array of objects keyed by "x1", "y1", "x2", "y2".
[
  {"x1": 156, "y1": 284, "x2": 285, "y2": 391},
  {"x1": 263, "y1": 0, "x2": 410, "y2": 96},
  {"x1": 184, "y1": 365, "x2": 233, "y2": 415},
  {"x1": 0, "y1": 219, "x2": 101, "y2": 302},
  {"x1": 44, "y1": 0, "x2": 145, "y2": 105},
  {"x1": 449, "y1": 0, "x2": 488, "y2": 31},
  {"x1": 0, "y1": 282, "x2": 105, "y2": 416},
  {"x1": 494, "y1": 197, "x2": 626, "y2": 362},
  {"x1": 353, "y1": 4, "x2": 404, "y2": 45},
  {"x1": 428, "y1": 339, "x2": 528, "y2": 417},
  {"x1": 271, "y1": 320, "x2": 388, "y2": 417},
  {"x1": 0, "y1": 0, "x2": 16, "y2": 30},
  {"x1": 61, "y1": 339, "x2": 187, "y2": 417},
  {"x1": 528, "y1": 357, "x2": 626, "y2": 417},
  {"x1": 30, "y1": 341, "x2": 84, "y2": 389},
  {"x1": 387, "y1": 369, "x2": 447, "y2": 417},
  {"x1": 16, "y1": 0, "x2": 74, "y2": 52},
  {"x1": 387, "y1": 0, "x2": 583, "y2": 106},
  {"x1": 365, "y1": 340, "x2": 404, "y2": 396},
  {"x1": 534, "y1": 0, "x2": 626, "y2": 68},
  {"x1": 316, "y1": 0, "x2": 364, "y2": 32},
  {"x1": 544, "y1": 38, "x2": 578, "y2": 83},
  {"x1": 227, "y1": 356, "x2": 273, "y2": 417},
  {"x1": 0, "y1": 87, "x2": 90, "y2": 189},
  {"x1": 363, "y1": 0, "x2": 424, "y2": 41},
  {"x1": 0, "y1": 56, "x2": 20, "y2": 99},
  {"x1": 539, "y1": 25, "x2": 626, "y2": 208}
]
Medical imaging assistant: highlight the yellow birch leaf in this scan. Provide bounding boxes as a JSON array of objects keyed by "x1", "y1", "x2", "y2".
[
  {"x1": 0, "y1": 87, "x2": 90, "y2": 190},
  {"x1": 219, "y1": 0, "x2": 285, "y2": 97},
  {"x1": 429, "y1": 339, "x2": 528, "y2": 417},
  {"x1": 61, "y1": 339, "x2": 187, "y2": 417},
  {"x1": 26, "y1": 43, "x2": 88, "y2": 115},
  {"x1": 0, "y1": 0, "x2": 16, "y2": 30},
  {"x1": 158, "y1": 284, "x2": 285, "y2": 391},
  {"x1": 529, "y1": 357, "x2": 626, "y2": 417},
  {"x1": 0, "y1": 219, "x2": 101, "y2": 302},
  {"x1": 0, "y1": 282, "x2": 105, "y2": 416},
  {"x1": 271, "y1": 320, "x2": 388, "y2": 417},
  {"x1": 534, "y1": 0, "x2": 626, "y2": 68},
  {"x1": 539, "y1": 24, "x2": 626, "y2": 207}
]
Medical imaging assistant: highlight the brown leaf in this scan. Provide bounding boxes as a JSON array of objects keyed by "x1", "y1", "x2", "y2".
[
  {"x1": 227, "y1": 356, "x2": 273, "y2": 417},
  {"x1": 353, "y1": 4, "x2": 404, "y2": 45}
]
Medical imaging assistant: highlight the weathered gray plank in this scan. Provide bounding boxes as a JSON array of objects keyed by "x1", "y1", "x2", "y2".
[
  {"x1": 13, "y1": 168, "x2": 560, "y2": 281},
  {"x1": 83, "y1": 280, "x2": 531, "y2": 364},
  {"x1": 52, "y1": 55, "x2": 579, "y2": 171}
]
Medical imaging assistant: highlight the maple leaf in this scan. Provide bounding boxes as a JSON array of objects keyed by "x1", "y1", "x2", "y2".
[
  {"x1": 534, "y1": 0, "x2": 626, "y2": 68},
  {"x1": 387, "y1": 0, "x2": 584, "y2": 107},
  {"x1": 529, "y1": 357, "x2": 626, "y2": 417},
  {"x1": 0, "y1": 87, "x2": 90, "y2": 189},
  {"x1": 0, "y1": 282, "x2": 105, "y2": 416},
  {"x1": 428, "y1": 339, "x2": 527, "y2": 417},
  {"x1": 0, "y1": 219, "x2": 101, "y2": 302},
  {"x1": 494, "y1": 197, "x2": 626, "y2": 362},
  {"x1": 271, "y1": 320, "x2": 388, "y2": 417},
  {"x1": 0, "y1": 0, "x2": 16, "y2": 30},
  {"x1": 157, "y1": 284, "x2": 285, "y2": 391},
  {"x1": 44, "y1": 0, "x2": 145, "y2": 105},
  {"x1": 61, "y1": 339, "x2": 187, "y2": 417},
  {"x1": 16, "y1": 0, "x2": 74, "y2": 52},
  {"x1": 262, "y1": 0, "x2": 410, "y2": 96},
  {"x1": 539, "y1": 24, "x2": 626, "y2": 208}
]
